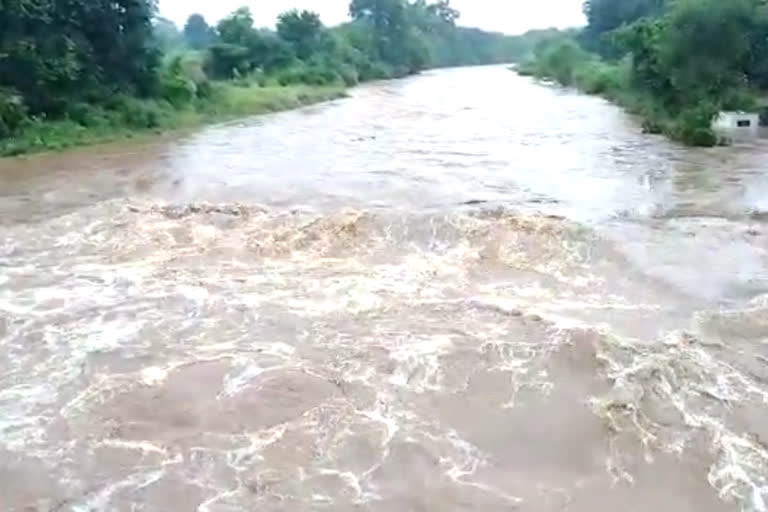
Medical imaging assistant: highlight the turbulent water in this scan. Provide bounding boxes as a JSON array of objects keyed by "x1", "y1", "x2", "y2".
[{"x1": 1, "y1": 66, "x2": 767, "y2": 511}]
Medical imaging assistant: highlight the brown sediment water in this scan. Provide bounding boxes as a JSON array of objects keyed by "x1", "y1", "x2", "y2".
[{"x1": 0, "y1": 65, "x2": 767, "y2": 511}]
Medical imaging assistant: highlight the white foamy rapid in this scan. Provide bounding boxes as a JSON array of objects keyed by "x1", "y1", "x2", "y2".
[{"x1": 0, "y1": 199, "x2": 765, "y2": 511}]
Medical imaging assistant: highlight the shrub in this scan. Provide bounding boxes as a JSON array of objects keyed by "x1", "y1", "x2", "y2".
[
  {"x1": 250, "y1": 70, "x2": 269, "y2": 88},
  {"x1": 66, "y1": 103, "x2": 111, "y2": 128},
  {"x1": 574, "y1": 60, "x2": 624, "y2": 95},
  {"x1": 204, "y1": 43, "x2": 252, "y2": 80},
  {"x1": 641, "y1": 116, "x2": 664, "y2": 134},
  {"x1": 160, "y1": 73, "x2": 196, "y2": 107},
  {"x1": 668, "y1": 104, "x2": 719, "y2": 146},
  {"x1": 532, "y1": 38, "x2": 591, "y2": 86},
  {"x1": 117, "y1": 98, "x2": 168, "y2": 129},
  {"x1": 358, "y1": 61, "x2": 393, "y2": 81},
  {"x1": 276, "y1": 68, "x2": 300, "y2": 86},
  {"x1": 721, "y1": 86, "x2": 758, "y2": 112},
  {"x1": 0, "y1": 90, "x2": 28, "y2": 138},
  {"x1": 158, "y1": 57, "x2": 197, "y2": 107},
  {"x1": 339, "y1": 67, "x2": 358, "y2": 86},
  {"x1": 275, "y1": 65, "x2": 341, "y2": 86},
  {"x1": 515, "y1": 63, "x2": 537, "y2": 76},
  {"x1": 195, "y1": 79, "x2": 214, "y2": 99}
]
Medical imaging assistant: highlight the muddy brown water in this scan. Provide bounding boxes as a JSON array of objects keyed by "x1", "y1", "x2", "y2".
[{"x1": 1, "y1": 66, "x2": 767, "y2": 511}]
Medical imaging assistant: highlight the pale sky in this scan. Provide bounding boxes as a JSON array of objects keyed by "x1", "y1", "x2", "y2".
[{"x1": 159, "y1": 0, "x2": 585, "y2": 35}]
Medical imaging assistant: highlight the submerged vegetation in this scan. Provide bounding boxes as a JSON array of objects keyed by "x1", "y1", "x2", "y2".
[
  {"x1": 516, "y1": 0, "x2": 768, "y2": 146},
  {"x1": 0, "y1": 0, "x2": 524, "y2": 156}
]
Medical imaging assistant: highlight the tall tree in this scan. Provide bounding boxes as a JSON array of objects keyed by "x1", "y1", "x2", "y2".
[
  {"x1": 582, "y1": 0, "x2": 665, "y2": 56},
  {"x1": 183, "y1": 13, "x2": 214, "y2": 50},
  {"x1": 349, "y1": 0, "x2": 408, "y2": 59},
  {"x1": 277, "y1": 10, "x2": 323, "y2": 60},
  {"x1": 0, "y1": 0, "x2": 160, "y2": 114},
  {"x1": 154, "y1": 17, "x2": 182, "y2": 50},
  {"x1": 656, "y1": 0, "x2": 757, "y2": 107},
  {"x1": 427, "y1": 0, "x2": 460, "y2": 25},
  {"x1": 349, "y1": 0, "x2": 428, "y2": 73},
  {"x1": 207, "y1": 7, "x2": 277, "y2": 78},
  {"x1": 216, "y1": 7, "x2": 256, "y2": 47}
]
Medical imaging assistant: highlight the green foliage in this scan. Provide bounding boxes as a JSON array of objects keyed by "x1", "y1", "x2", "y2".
[
  {"x1": 0, "y1": 84, "x2": 345, "y2": 157},
  {"x1": 0, "y1": 90, "x2": 27, "y2": 138},
  {"x1": 184, "y1": 14, "x2": 215, "y2": 50},
  {"x1": 336, "y1": 64, "x2": 360, "y2": 86},
  {"x1": 276, "y1": 64, "x2": 341, "y2": 87},
  {"x1": 198, "y1": 0, "x2": 523, "y2": 90},
  {"x1": 154, "y1": 17, "x2": 184, "y2": 51},
  {"x1": 216, "y1": 8, "x2": 257, "y2": 47},
  {"x1": 656, "y1": 0, "x2": 757, "y2": 107},
  {"x1": 277, "y1": 10, "x2": 324, "y2": 60},
  {"x1": 159, "y1": 57, "x2": 197, "y2": 107},
  {"x1": 532, "y1": 38, "x2": 591, "y2": 85},
  {"x1": 0, "y1": 0, "x2": 550, "y2": 155},
  {"x1": 574, "y1": 59, "x2": 627, "y2": 95},
  {"x1": 115, "y1": 98, "x2": 166, "y2": 129},
  {"x1": 582, "y1": 0, "x2": 665, "y2": 56},
  {"x1": 519, "y1": 0, "x2": 768, "y2": 147},
  {"x1": 348, "y1": 0, "x2": 438, "y2": 74},
  {"x1": 205, "y1": 43, "x2": 252, "y2": 79},
  {"x1": 0, "y1": 0, "x2": 160, "y2": 114},
  {"x1": 668, "y1": 104, "x2": 719, "y2": 147}
]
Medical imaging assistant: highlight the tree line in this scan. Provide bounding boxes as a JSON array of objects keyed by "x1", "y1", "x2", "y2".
[
  {"x1": 0, "y1": 0, "x2": 524, "y2": 144},
  {"x1": 518, "y1": 0, "x2": 768, "y2": 146}
]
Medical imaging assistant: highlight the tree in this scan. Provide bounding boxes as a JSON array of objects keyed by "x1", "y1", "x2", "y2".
[
  {"x1": 277, "y1": 10, "x2": 324, "y2": 60},
  {"x1": 349, "y1": 0, "x2": 428, "y2": 74},
  {"x1": 0, "y1": 0, "x2": 160, "y2": 115},
  {"x1": 582, "y1": 0, "x2": 665, "y2": 56},
  {"x1": 184, "y1": 14, "x2": 214, "y2": 50},
  {"x1": 216, "y1": 7, "x2": 256, "y2": 47},
  {"x1": 154, "y1": 17, "x2": 183, "y2": 50},
  {"x1": 349, "y1": 0, "x2": 408, "y2": 60},
  {"x1": 655, "y1": 0, "x2": 757, "y2": 108},
  {"x1": 207, "y1": 7, "x2": 279, "y2": 78},
  {"x1": 744, "y1": 4, "x2": 768, "y2": 89},
  {"x1": 205, "y1": 43, "x2": 252, "y2": 79},
  {"x1": 427, "y1": 0, "x2": 460, "y2": 26}
]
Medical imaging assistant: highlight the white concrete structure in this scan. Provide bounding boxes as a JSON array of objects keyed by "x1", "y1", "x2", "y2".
[{"x1": 712, "y1": 111, "x2": 760, "y2": 133}]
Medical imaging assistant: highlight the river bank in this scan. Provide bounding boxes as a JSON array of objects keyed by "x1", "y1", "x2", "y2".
[
  {"x1": 513, "y1": 45, "x2": 728, "y2": 147},
  {"x1": 513, "y1": 0, "x2": 768, "y2": 148},
  {"x1": 0, "y1": 83, "x2": 345, "y2": 158}
]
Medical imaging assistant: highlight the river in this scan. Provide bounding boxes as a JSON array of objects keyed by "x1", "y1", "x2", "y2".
[{"x1": 1, "y1": 65, "x2": 767, "y2": 511}]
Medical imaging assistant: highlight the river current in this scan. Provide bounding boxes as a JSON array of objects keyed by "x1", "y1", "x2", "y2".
[{"x1": 1, "y1": 65, "x2": 767, "y2": 511}]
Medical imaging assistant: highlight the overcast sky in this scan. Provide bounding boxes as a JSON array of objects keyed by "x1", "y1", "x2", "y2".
[{"x1": 159, "y1": 0, "x2": 585, "y2": 35}]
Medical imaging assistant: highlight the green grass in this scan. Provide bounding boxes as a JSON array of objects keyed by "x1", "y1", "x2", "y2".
[{"x1": 0, "y1": 82, "x2": 346, "y2": 157}]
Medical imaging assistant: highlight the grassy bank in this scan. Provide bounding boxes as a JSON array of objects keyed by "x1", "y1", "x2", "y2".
[
  {"x1": 518, "y1": 58, "x2": 721, "y2": 146},
  {"x1": 515, "y1": 39, "x2": 729, "y2": 147},
  {"x1": 0, "y1": 83, "x2": 345, "y2": 157}
]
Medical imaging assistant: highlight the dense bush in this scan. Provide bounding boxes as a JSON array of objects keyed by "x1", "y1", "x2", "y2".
[
  {"x1": 573, "y1": 59, "x2": 626, "y2": 95},
  {"x1": 0, "y1": 90, "x2": 27, "y2": 138},
  {"x1": 204, "y1": 44, "x2": 252, "y2": 80},
  {"x1": 159, "y1": 58, "x2": 198, "y2": 107},
  {"x1": 0, "y1": 0, "x2": 160, "y2": 116},
  {"x1": 277, "y1": 65, "x2": 342, "y2": 86},
  {"x1": 337, "y1": 64, "x2": 360, "y2": 86},
  {"x1": 668, "y1": 104, "x2": 719, "y2": 147}
]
